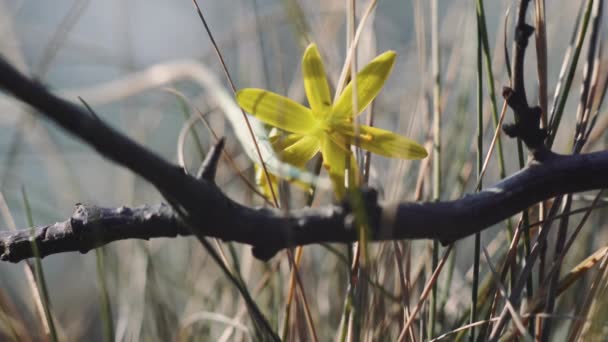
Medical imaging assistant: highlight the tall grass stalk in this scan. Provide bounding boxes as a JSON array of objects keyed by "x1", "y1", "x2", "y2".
[
  {"x1": 471, "y1": 0, "x2": 484, "y2": 339},
  {"x1": 548, "y1": 0, "x2": 596, "y2": 147},
  {"x1": 94, "y1": 248, "x2": 114, "y2": 342},
  {"x1": 429, "y1": 0, "x2": 441, "y2": 338},
  {"x1": 21, "y1": 188, "x2": 58, "y2": 342}
]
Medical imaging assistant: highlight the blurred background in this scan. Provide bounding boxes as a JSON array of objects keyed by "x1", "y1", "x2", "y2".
[{"x1": 0, "y1": 0, "x2": 606, "y2": 340}]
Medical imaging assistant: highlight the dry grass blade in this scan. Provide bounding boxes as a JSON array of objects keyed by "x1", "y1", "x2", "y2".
[
  {"x1": 547, "y1": 4, "x2": 585, "y2": 126},
  {"x1": 430, "y1": 0, "x2": 441, "y2": 337},
  {"x1": 573, "y1": 0, "x2": 604, "y2": 149},
  {"x1": 397, "y1": 244, "x2": 453, "y2": 342},
  {"x1": 393, "y1": 241, "x2": 416, "y2": 342},
  {"x1": 559, "y1": 246, "x2": 608, "y2": 294},
  {"x1": 560, "y1": 190, "x2": 605, "y2": 258},
  {"x1": 521, "y1": 199, "x2": 608, "y2": 232},
  {"x1": 281, "y1": 248, "x2": 319, "y2": 342},
  {"x1": 489, "y1": 194, "x2": 567, "y2": 340},
  {"x1": 566, "y1": 250, "x2": 608, "y2": 341},
  {"x1": 165, "y1": 88, "x2": 271, "y2": 204},
  {"x1": 190, "y1": 0, "x2": 279, "y2": 207},
  {"x1": 35, "y1": 0, "x2": 91, "y2": 77},
  {"x1": 177, "y1": 113, "x2": 205, "y2": 174},
  {"x1": 542, "y1": 191, "x2": 602, "y2": 339},
  {"x1": 334, "y1": 0, "x2": 379, "y2": 99},
  {"x1": 503, "y1": 5, "x2": 512, "y2": 80},
  {"x1": 582, "y1": 55, "x2": 608, "y2": 150},
  {"x1": 430, "y1": 317, "x2": 502, "y2": 342},
  {"x1": 481, "y1": 248, "x2": 531, "y2": 340},
  {"x1": 180, "y1": 310, "x2": 250, "y2": 334},
  {"x1": 0, "y1": 192, "x2": 59, "y2": 339},
  {"x1": 581, "y1": 13, "x2": 606, "y2": 147},
  {"x1": 215, "y1": 268, "x2": 274, "y2": 342},
  {"x1": 19, "y1": 188, "x2": 61, "y2": 342},
  {"x1": 534, "y1": 0, "x2": 548, "y2": 127},
  {"x1": 548, "y1": 0, "x2": 596, "y2": 146},
  {"x1": 474, "y1": 100, "x2": 509, "y2": 192}
]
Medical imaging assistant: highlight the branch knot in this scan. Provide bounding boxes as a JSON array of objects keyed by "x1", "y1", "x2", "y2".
[
  {"x1": 515, "y1": 23, "x2": 535, "y2": 48},
  {"x1": 502, "y1": 86, "x2": 548, "y2": 152}
]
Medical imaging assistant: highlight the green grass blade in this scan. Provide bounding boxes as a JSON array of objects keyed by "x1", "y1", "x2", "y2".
[{"x1": 21, "y1": 187, "x2": 58, "y2": 342}]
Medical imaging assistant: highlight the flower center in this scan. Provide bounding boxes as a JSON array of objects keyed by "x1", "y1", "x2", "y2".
[{"x1": 311, "y1": 118, "x2": 333, "y2": 136}]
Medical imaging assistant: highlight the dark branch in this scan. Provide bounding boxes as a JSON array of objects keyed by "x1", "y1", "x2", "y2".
[
  {"x1": 0, "y1": 54, "x2": 607, "y2": 263},
  {"x1": 501, "y1": 0, "x2": 548, "y2": 155},
  {"x1": 198, "y1": 137, "x2": 225, "y2": 181},
  {"x1": 0, "y1": 204, "x2": 187, "y2": 262},
  {"x1": 1, "y1": 151, "x2": 607, "y2": 263},
  {"x1": 491, "y1": 1, "x2": 554, "y2": 340}
]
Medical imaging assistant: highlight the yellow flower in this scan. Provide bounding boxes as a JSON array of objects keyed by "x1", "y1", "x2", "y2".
[{"x1": 237, "y1": 44, "x2": 427, "y2": 199}]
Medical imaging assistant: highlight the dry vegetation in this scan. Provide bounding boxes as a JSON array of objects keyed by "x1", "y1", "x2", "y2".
[{"x1": 0, "y1": 0, "x2": 607, "y2": 341}]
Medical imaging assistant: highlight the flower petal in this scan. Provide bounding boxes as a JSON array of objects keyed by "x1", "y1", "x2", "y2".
[
  {"x1": 341, "y1": 125, "x2": 428, "y2": 159},
  {"x1": 256, "y1": 133, "x2": 318, "y2": 201},
  {"x1": 332, "y1": 51, "x2": 397, "y2": 122},
  {"x1": 270, "y1": 132, "x2": 302, "y2": 151},
  {"x1": 302, "y1": 44, "x2": 332, "y2": 118},
  {"x1": 255, "y1": 164, "x2": 279, "y2": 202},
  {"x1": 236, "y1": 88, "x2": 317, "y2": 134},
  {"x1": 321, "y1": 136, "x2": 359, "y2": 199},
  {"x1": 279, "y1": 135, "x2": 320, "y2": 167}
]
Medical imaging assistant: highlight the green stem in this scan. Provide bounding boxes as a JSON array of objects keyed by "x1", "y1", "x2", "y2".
[
  {"x1": 22, "y1": 187, "x2": 58, "y2": 342},
  {"x1": 430, "y1": 0, "x2": 441, "y2": 338},
  {"x1": 471, "y1": 2, "x2": 484, "y2": 339}
]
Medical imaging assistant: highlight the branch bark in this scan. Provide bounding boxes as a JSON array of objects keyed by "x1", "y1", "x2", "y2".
[
  {"x1": 0, "y1": 54, "x2": 606, "y2": 263},
  {"x1": 501, "y1": 0, "x2": 548, "y2": 156}
]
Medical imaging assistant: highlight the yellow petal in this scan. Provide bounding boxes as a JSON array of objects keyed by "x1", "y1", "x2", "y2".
[
  {"x1": 270, "y1": 132, "x2": 302, "y2": 151},
  {"x1": 340, "y1": 125, "x2": 428, "y2": 159},
  {"x1": 256, "y1": 133, "x2": 317, "y2": 200},
  {"x1": 279, "y1": 135, "x2": 320, "y2": 167},
  {"x1": 255, "y1": 163, "x2": 313, "y2": 201},
  {"x1": 331, "y1": 51, "x2": 397, "y2": 122},
  {"x1": 302, "y1": 44, "x2": 332, "y2": 118},
  {"x1": 321, "y1": 136, "x2": 359, "y2": 199},
  {"x1": 236, "y1": 88, "x2": 317, "y2": 134},
  {"x1": 270, "y1": 132, "x2": 319, "y2": 166},
  {"x1": 255, "y1": 164, "x2": 279, "y2": 202}
]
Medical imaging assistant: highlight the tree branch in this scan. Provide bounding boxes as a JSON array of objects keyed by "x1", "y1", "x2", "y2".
[
  {"x1": 1, "y1": 150, "x2": 607, "y2": 263},
  {"x1": 0, "y1": 204, "x2": 187, "y2": 262},
  {"x1": 0, "y1": 54, "x2": 606, "y2": 263},
  {"x1": 501, "y1": 0, "x2": 549, "y2": 156}
]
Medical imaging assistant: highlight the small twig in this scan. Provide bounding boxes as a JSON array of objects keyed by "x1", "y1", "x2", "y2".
[
  {"x1": 198, "y1": 137, "x2": 225, "y2": 181},
  {"x1": 500, "y1": 0, "x2": 549, "y2": 159}
]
